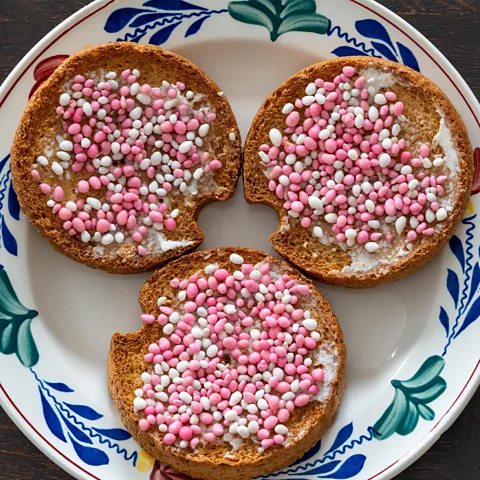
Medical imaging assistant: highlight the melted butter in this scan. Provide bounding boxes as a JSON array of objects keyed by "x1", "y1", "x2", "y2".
[{"x1": 433, "y1": 108, "x2": 460, "y2": 177}]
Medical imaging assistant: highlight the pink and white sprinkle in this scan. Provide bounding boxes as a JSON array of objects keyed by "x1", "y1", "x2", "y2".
[
  {"x1": 32, "y1": 69, "x2": 224, "y2": 256},
  {"x1": 134, "y1": 254, "x2": 328, "y2": 450},
  {"x1": 261, "y1": 65, "x2": 450, "y2": 254}
]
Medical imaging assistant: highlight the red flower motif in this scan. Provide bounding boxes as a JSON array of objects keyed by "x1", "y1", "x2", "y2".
[
  {"x1": 473, "y1": 147, "x2": 480, "y2": 195},
  {"x1": 29, "y1": 54, "x2": 69, "y2": 99},
  {"x1": 150, "y1": 461, "x2": 195, "y2": 480}
]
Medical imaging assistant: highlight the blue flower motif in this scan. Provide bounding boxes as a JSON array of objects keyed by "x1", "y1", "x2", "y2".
[
  {"x1": 264, "y1": 423, "x2": 373, "y2": 479},
  {"x1": 328, "y1": 19, "x2": 420, "y2": 71},
  {"x1": 441, "y1": 214, "x2": 480, "y2": 355},
  {"x1": 0, "y1": 155, "x2": 20, "y2": 257},
  {"x1": 32, "y1": 369, "x2": 138, "y2": 468},
  {"x1": 104, "y1": 0, "x2": 228, "y2": 44}
]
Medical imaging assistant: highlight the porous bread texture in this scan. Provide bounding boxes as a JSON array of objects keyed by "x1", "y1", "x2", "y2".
[
  {"x1": 243, "y1": 56, "x2": 473, "y2": 288},
  {"x1": 108, "y1": 247, "x2": 346, "y2": 480},
  {"x1": 11, "y1": 42, "x2": 241, "y2": 274}
]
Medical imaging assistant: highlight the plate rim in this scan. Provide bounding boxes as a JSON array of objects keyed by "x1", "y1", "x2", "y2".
[{"x1": 0, "y1": 0, "x2": 478, "y2": 479}]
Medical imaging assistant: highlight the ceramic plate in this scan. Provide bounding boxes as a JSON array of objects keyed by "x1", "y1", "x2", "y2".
[{"x1": 0, "y1": 0, "x2": 479, "y2": 479}]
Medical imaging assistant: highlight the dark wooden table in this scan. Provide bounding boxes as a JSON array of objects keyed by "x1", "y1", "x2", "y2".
[{"x1": 1, "y1": 0, "x2": 479, "y2": 478}]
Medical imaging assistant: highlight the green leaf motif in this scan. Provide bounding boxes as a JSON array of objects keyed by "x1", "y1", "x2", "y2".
[
  {"x1": 373, "y1": 356, "x2": 446, "y2": 440},
  {"x1": 228, "y1": 2, "x2": 274, "y2": 31},
  {"x1": 228, "y1": 0, "x2": 330, "y2": 41},
  {"x1": 277, "y1": 13, "x2": 330, "y2": 36},
  {"x1": 0, "y1": 269, "x2": 39, "y2": 367},
  {"x1": 280, "y1": 0, "x2": 316, "y2": 18}
]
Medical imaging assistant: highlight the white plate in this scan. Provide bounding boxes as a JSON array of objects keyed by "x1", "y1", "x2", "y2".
[{"x1": 0, "y1": 1, "x2": 479, "y2": 479}]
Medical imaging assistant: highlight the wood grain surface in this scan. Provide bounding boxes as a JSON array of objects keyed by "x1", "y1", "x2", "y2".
[{"x1": 0, "y1": 0, "x2": 479, "y2": 479}]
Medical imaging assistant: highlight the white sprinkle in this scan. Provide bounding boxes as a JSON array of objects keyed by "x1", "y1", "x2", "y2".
[
  {"x1": 80, "y1": 231, "x2": 91, "y2": 243},
  {"x1": 348, "y1": 149, "x2": 359, "y2": 161},
  {"x1": 374, "y1": 93, "x2": 387, "y2": 105},
  {"x1": 382, "y1": 138, "x2": 392, "y2": 150},
  {"x1": 59, "y1": 140, "x2": 73, "y2": 152},
  {"x1": 51, "y1": 162, "x2": 64, "y2": 175},
  {"x1": 436, "y1": 208, "x2": 447, "y2": 221},
  {"x1": 237, "y1": 426, "x2": 250, "y2": 438},
  {"x1": 193, "y1": 168, "x2": 204, "y2": 180},
  {"x1": 392, "y1": 124, "x2": 401, "y2": 136},
  {"x1": 179, "y1": 392, "x2": 192, "y2": 404},
  {"x1": 365, "y1": 199, "x2": 375, "y2": 213},
  {"x1": 408, "y1": 179, "x2": 419, "y2": 191},
  {"x1": 65, "y1": 201, "x2": 77, "y2": 212},
  {"x1": 133, "y1": 397, "x2": 146, "y2": 411},
  {"x1": 319, "y1": 129, "x2": 330, "y2": 140},
  {"x1": 59, "y1": 93, "x2": 70, "y2": 106},
  {"x1": 275, "y1": 424, "x2": 288, "y2": 435},
  {"x1": 423, "y1": 158, "x2": 433, "y2": 169},
  {"x1": 302, "y1": 319, "x2": 317, "y2": 331},
  {"x1": 272, "y1": 367, "x2": 284, "y2": 380},
  {"x1": 324, "y1": 213, "x2": 337, "y2": 224},
  {"x1": 169, "y1": 312, "x2": 180, "y2": 324},
  {"x1": 248, "y1": 420, "x2": 259, "y2": 434},
  {"x1": 198, "y1": 124, "x2": 210, "y2": 137},
  {"x1": 345, "y1": 228, "x2": 357, "y2": 239},
  {"x1": 354, "y1": 115, "x2": 365, "y2": 129},
  {"x1": 136, "y1": 93, "x2": 151, "y2": 105},
  {"x1": 368, "y1": 106, "x2": 379, "y2": 122},
  {"x1": 282, "y1": 103, "x2": 294, "y2": 114},
  {"x1": 82, "y1": 102, "x2": 92, "y2": 116},
  {"x1": 229, "y1": 391, "x2": 242, "y2": 406},
  {"x1": 379, "y1": 153, "x2": 391, "y2": 168},
  {"x1": 225, "y1": 410, "x2": 237, "y2": 422},
  {"x1": 129, "y1": 107, "x2": 142, "y2": 120},
  {"x1": 290, "y1": 380, "x2": 300, "y2": 393},
  {"x1": 259, "y1": 151, "x2": 270, "y2": 164},
  {"x1": 257, "y1": 398, "x2": 268, "y2": 410},
  {"x1": 37, "y1": 155, "x2": 48, "y2": 166},
  {"x1": 114, "y1": 232, "x2": 125, "y2": 244},
  {"x1": 229, "y1": 132, "x2": 236, "y2": 141},
  {"x1": 179, "y1": 141, "x2": 193, "y2": 153},
  {"x1": 101, "y1": 234, "x2": 114, "y2": 245},
  {"x1": 204, "y1": 264, "x2": 217, "y2": 274},
  {"x1": 395, "y1": 216, "x2": 407, "y2": 235},
  {"x1": 313, "y1": 226, "x2": 323, "y2": 238},
  {"x1": 230, "y1": 253, "x2": 244, "y2": 264},
  {"x1": 425, "y1": 209, "x2": 436, "y2": 223},
  {"x1": 206, "y1": 345, "x2": 218, "y2": 358},
  {"x1": 56, "y1": 151, "x2": 70, "y2": 161},
  {"x1": 308, "y1": 196, "x2": 323, "y2": 209},
  {"x1": 378, "y1": 128, "x2": 390, "y2": 141},
  {"x1": 305, "y1": 82, "x2": 316, "y2": 95},
  {"x1": 365, "y1": 242, "x2": 379, "y2": 253},
  {"x1": 433, "y1": 158, "x2": 444, "y2": 167},
  {"x1": 100, "y1": 156, "x2": 112, "y2": 167},
  {"x1": 302, "y1": 95, "x2": 315, "y2": 106},
  {"x1": 269, "y1": 128, "x2": 282, "y2": 147},
  {"x1": 156, "y1": 392, "x2": 168, "y2": 402},
  {"x1": 86, "y1": 197, "x2": 102, "y2": 210}
]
